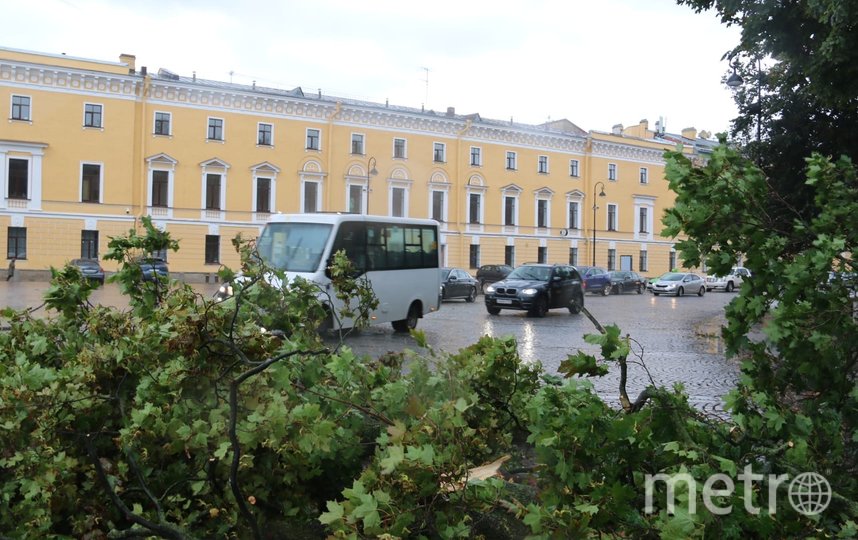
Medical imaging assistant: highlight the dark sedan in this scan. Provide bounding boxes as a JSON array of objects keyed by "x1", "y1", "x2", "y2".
[
  {"x1": 138, "y1": 257, "x2": 169, "y2": 282},
  {"x1": 441, "y1": 268, "x2": 478, "y2": 302},
  {"x1": 70, "y1": 258, "x2": 105, "y2": 285},
  {"x1": 608, "y1": 270, "x2": 645, "y2": 294}
]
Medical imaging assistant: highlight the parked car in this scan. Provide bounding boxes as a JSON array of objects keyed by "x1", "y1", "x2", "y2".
[
  {"x1": 608, "y1": 270, "x2": 645, "y2": 294},
  {"x1": 484, "y1": 263, "x2": 584, "y2": 317},
  {"x1": 70, "y1": 258, "x2": 105, "y2": 285},
  {"x1": 651, "y1": 272, "x2": 706, "y2": 296},
  {"x1": 575, "y1": 266, "x2": 612, "y2": 296},
  {"x1": 705, "y1": 266, "x2": 752, "y2": 292},
  {"x1": 137, "y1": 257, "x2": 169, "y2": 282},
  {"x1": 475, "y1": 264, "x2": 513, "y2": 293},
  {"x1": 441, "y1": 268, "x2": 479, "y2": 302}
]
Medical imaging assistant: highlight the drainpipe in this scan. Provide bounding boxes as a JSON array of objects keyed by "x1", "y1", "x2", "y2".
[
  {"x1": 325, "y1": 101, "x2": 343, "y2": 211},
  {"x1": 137, "y1": 69, "x2": 151, "y2": 231},
  {"x1": 455, "y1": 119, "x2": 472, "y2": 268}
]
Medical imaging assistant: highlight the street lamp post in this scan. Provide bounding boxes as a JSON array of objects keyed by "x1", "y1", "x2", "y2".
[
  {"x1": 365, "y1": 156, "x2": 378, "y2": 214},
  {"x1": 592, "y1": 181, "x2": 606, "y2": 266},
  {"x1": 725, "y1": 57, "x2": 762, "y2": 147}
]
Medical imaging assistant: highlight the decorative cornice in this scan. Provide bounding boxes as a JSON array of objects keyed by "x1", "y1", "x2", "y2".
[
  {"x1": 0, "y1": 61, "x2": 139, "y2": 98},
  {"x1": 591, "y1": 140, "x2": 666, "y2": 164}
]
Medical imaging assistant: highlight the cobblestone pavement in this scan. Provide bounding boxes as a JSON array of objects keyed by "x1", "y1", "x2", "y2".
[
  {"x1": 327, "y1": 291, "x2": 741, "y2": 418},
  {"x1": 0, "y1": 281, "x2": 740, "y2": 416}
]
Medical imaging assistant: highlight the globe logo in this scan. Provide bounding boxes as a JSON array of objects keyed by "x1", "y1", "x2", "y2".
[{"x1": 788, "y1": 472, "x2": 831, "y2": 516}]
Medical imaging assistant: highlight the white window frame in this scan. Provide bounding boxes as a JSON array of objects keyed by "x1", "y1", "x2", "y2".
[
  {"x1": 79, "y1": 161, "x2": 103, "y2": 203},
  {"x1": 433, "y1": 142, "x2": 446, "y2": 163},
  {"x1": 429, "y1": 188, "x2": 448, "y2": 224},
  {"x1": 153, "y1": 111, "x2": 172, "y2": 136},
  {"x1": 257, "y1": 122, "x2": 274, "y2": 146},
  {"x1": 534, "y1": 188, "x2": 553, "y2": 232},
  {"x1": 252, "y1": 163, "x2": 279, "y2": 219},
  {"x1": 305, "y1": 128, "x2": 321, "y2": 150},
  {"x1": 199, "y1": 159, "x2": 229, "y2": 220},
  {"x1": 351, "y1": 133, "x2": 365, "y2": 155},
  {"x1": 346, "y1": 182, "x2": 366, "y2": 214},
  {"x1": 538, "y1": 155, "x2": 549, "y2": 174},
  {"x1": 388, "y1": 180, "x2": 411, "y2": 217},
  {"x1": 466, "y1": 176, "x2": 486, "y2": 232},
  {"x1": 207, "y1": 116, "x2": 225, "y2": 141},
  {"x1": 11, "y1": 94, "x2": 32, "y2": 122},
  {"x1": 83, "y1": 102, "x2": 104, "y2": 129},
  {"x1": 607, "y1": 202, "x2": 618, "y2": 231},
  {"x1": 640, "y1": 167, "x2": 649, "y2": 184},
  {"x1": 608, "y1": 163, "x2": 617, "y2": 181},
  {"x1": 506, "y1": 151, "x2": 517, "y2": 170},
  {"x1": 0, "y1": 142, "x2": 45, "y2": 211},
  {"x1": 301, "y1": 179, "x2": 323, "y2": 213},
  {"x1": 633, "y1": 196, "x2": 656, "y2": 241},
  {"x1": 570, "y1": 159, "x2": 580, "y2": 177},
  {"x1": 393, "y1": 137, "x2": 407, "y2": 159},
  {"x1": 146, "y1": 154, "x2": 177, "y2": 218},
  {"x1": 501, "y1": 184, "x2": 522, "y2": 231},
  {"x1": 470, "y1": 146, "x2": 482, "y2": 166}
]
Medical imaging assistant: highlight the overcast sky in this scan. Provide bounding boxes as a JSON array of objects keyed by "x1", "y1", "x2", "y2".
[{"x1": 6, "y1": 0, "x2": 741, "y2": 136}]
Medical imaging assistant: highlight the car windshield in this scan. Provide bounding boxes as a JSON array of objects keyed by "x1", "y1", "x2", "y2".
[
  {"x1": 507, "y1": 266, "x2": 550, "y2": 281},
  {"x1": 441, "y1": 269, "x2": 452, "y2": 279},
  {"x1": 661, "y1": 273, "x2": 685, "y2": 282},
  {"x1": 257, "y1": 222, "x2": 333, "y2": 273}
]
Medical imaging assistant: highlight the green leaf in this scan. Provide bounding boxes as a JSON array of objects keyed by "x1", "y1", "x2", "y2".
[
  {"x1": 713, "y1": 456, "x2": 738, "y2": 477},
  {"x1": 318, "y1": 500, "x2": 344, "y2": 525},
  {"x1": 380, "y1": 445, "x2": 405, "y2": 475}
]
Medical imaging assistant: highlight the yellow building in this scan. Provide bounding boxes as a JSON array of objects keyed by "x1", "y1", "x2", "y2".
[{"x1": 0, "y1": 47, "x2": 709, "y2": 280}]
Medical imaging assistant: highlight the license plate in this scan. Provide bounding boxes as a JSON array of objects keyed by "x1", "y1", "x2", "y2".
[{"x1": 496, "y1": 298, "x2": 512, "y2": 305}]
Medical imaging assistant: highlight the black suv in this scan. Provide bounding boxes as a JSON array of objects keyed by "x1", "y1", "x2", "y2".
[
  {"x1": 484, "y1": 263, "x2": 585, "y2": 317},
  {"x1": 475, "y1": 264, "x2": 513, "y2": 293}
]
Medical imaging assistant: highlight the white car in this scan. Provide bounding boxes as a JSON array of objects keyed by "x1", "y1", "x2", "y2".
[{"x1": 705, "y1": 267, "x2": 752, "y2": 292}]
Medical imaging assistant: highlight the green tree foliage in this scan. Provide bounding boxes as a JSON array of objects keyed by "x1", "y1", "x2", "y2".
[{"x1": 678, "y1": 0, "x2": 858, "y2": 225}]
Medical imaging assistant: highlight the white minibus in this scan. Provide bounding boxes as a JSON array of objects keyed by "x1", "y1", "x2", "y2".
[{"x1": 254, "y1": 213, "x2": 441, "y2": 332}]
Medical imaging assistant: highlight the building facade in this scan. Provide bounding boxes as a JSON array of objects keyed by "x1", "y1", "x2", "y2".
[{"x1": 0, "y1": 47, "x2": 706, "y2": 279}]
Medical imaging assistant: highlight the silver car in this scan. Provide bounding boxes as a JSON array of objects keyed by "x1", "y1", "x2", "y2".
[{"x1": 651, "y1": 272, "x2": 706, "y2": 297}]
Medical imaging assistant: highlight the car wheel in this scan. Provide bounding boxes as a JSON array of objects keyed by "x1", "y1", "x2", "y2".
[
  {"x1": 677, "y1": 287, "x2": 684, "y2": 297},
  {"x1": 706, "y1": 287, "x2": 712, "y2": 292},
  {"x1": 602, "y1": 284, "x2": 611, "y2": 296},
  {"x1": 392, "y1": 302, "x2": 420, "y2": 332},
  {"x1": 487, "y1": 306, "x2": 501, "y2": 315},
  {"x1": 698, "y1": 286, "x2": 705, "y2": 297},
  {"x1": 466, "y1": 287, "x2": 476, "y2": 303},
  {"x1": 440, "y1": 286, "x2": 447, "y2": 300},
  {"x1": 726, "y1": 281, "x2": 734, "y2": 292},
  {"x1": 653, "y1": 292, "x2": 660, "y2": 296},
  {"x1": 568, "y1": 292, "x2": 584, "y2": 314},
  {"x1": 529, "y1": 296, "x2": 548, "y2": 318},
  {"x1": 636, "y1": 285, "x2": 643, "y2": 294}
]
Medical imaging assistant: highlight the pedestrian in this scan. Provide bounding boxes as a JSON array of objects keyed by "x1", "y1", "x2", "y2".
[{"x1": 6, "y1": 258, "x2": 15, "y2": 281}]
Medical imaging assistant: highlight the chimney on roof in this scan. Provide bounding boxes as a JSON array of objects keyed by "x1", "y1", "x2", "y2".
[
  {"x1": 446, "y1": 106, "x2": 455, "y2": 117},
  {"x1": 612, "y1": 123, "x2": 623, "y2": 135},
  {"x1": 681, "y1": 127, "x2": 698, "y2": 140},
  {"x1": 120, "y1": 53, "x2": 136, "y2": 74}
]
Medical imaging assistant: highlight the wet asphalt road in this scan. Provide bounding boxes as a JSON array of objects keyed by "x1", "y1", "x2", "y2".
[{"x1": 0, "y1": 281, "x2": 740, "y2": 417}]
